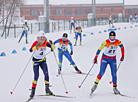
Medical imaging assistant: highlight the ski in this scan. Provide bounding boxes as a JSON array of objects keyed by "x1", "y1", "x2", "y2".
[
  {"x1": 90, "y1": 91, "x2": 94, "y2": 98},
  {"x1": 109, "y1": 92, "x2": 135, "y2": 98},
  {"x1": 26, "y1": 97, "x2": 33, "y2": 102},
  {"x1": 118, "y1": 93, "x2": 135, "y2": 98},
  {"x1": 37, "y1": 94, "x2": 75, "y2": 98},
  {"x1": 72, "y1": 72, "x2": 93, "y2": 76}
]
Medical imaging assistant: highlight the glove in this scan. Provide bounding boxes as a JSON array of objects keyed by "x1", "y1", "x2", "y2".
[
  {"x1": 49, "y1": 40, "x2": 53, "y2": 45},
  {"x1": 70, "y1": 51, "x2": 73, "y2": 55},
  {"x1": 51, "y1": 44, "x2": 56, "y2": 51},
  {"x1": 120, "y1": 55, "x2": 124, "y2": 61},
  {"x1": 36, "y1": 43, "x2": 40, "y2": 48},
  {"x1": 32, "y1": 43, "x2": 40, "y2": 51},
  {"x1": 94, "y1": 56, "x2": 98, "y2": 64}
]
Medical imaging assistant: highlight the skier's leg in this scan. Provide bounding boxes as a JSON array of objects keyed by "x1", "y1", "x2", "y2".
[
  {"x1": 18, "y1": 31, "x2": 25, "y2": 43},
  {"x1": 63, "y1": 50, "x2": 81, "y2": 73},
  {"x1": 79, "y1": 34, "x2": 82, "y2": 45},
  {"x1": 91, "y1": 57, "x2": 108, "y2": 92},
  {"x1": 30, "y1": 62, "x2": 39, "y2": 98},
  {"x1": 74, "y1": 34, "x2": 78, "y2": 46},
  {"x1": 40, "y1": 61, "x2": 53, "y2": 95},
  {"x1": 58, "y1": 50, "x2": 63, "y2": 73},
  {"x1": 25, "y1": 31, "x2": 28, "y2": 43}
]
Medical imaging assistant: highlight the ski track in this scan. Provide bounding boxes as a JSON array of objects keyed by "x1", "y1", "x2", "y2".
[{"x1": 0, "y1": 23, "x2": 138, "y2": 102}]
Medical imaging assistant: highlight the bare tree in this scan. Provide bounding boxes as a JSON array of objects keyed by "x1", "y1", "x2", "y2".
[{"x1": 1, "y1": 0, "x2": 24, "y2": 37}]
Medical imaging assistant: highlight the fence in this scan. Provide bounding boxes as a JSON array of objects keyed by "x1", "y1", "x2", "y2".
[{"x1": 0, "y1": 17, "x2": 129, "y2": 39}]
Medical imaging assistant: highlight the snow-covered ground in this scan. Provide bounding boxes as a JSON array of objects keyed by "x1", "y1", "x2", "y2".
[{"x1": 0, "y1": 23, "x2": 138, "y2": 102}]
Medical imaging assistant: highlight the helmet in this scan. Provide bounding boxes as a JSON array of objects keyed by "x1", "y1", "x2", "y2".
[
  {"x1": 109, "y1": 31, "x2": 116, "y2": 42},
  {"x1": 71, "y1": 17, "x2": 73, "y2": 19},
  {"x1": 63, "y1": 33, "x2": 68, "y2": 38}
]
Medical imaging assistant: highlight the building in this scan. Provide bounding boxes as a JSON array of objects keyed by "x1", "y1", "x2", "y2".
[{"x1": 20, "y1": 3, "x2": 138, "y2": 20}]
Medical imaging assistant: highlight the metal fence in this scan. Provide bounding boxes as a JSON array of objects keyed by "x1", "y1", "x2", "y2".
[{"x1": 0, "y1": 17, "x2": 129, "y2": 39}]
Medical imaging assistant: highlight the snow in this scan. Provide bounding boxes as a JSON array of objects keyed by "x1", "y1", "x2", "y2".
[
  {"x1": 24, "y1": 0, "x2": 138, "y2": 5},
  {"x1": 0, "y1": 23, "x2": 138, "y2": 102}
]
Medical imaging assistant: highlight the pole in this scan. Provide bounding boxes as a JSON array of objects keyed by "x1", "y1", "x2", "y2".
[
  {"x1": 94, "y1": 0, "x2": 96, "y2": 18},
  {"x1": 123, "y1": 0, "x2": 125, "y2": 18}
]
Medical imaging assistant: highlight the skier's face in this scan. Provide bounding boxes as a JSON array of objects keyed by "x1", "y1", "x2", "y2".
[
  {"x1": 63, "y1": 37, "x2": 67, "y2": 40},
  {"x1": 110, "y1": 36, "x2": 115, "y2": 40},
  {"x1": 37, "y1": 36, "x2": 46, "y2": 45}
]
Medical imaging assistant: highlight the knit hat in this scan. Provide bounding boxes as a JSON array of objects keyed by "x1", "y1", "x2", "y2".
[{"x1": 37, "y1": 30, "x2": 45, "y2": 37}]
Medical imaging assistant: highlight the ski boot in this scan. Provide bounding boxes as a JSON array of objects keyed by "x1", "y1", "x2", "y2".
[
  {"x1": 75, "y1": 66, "x2": 81, "y2": 73},
  {"x1": 26, "y1": 40, "x2": 28, "y2": 44},
  {"x1": 113, "y1": 87, "x2": 120, "y2": 94},
  {"x1": 45, "y1": 84, "x2": 53, "y2": 95},
  {"x1": 18, "y1": 39, "x2": 21, "y2": 43},
  {"x1": 91, "y1": 84, "x2": 97, "y2": 93},
  {"x1": 80, "y1": 41, "x2": 82, "y2": 45},
  {"x1": 74, "y1": 42, "x2": 77, "y2": 46},
  {"x1": 30, "y1": 87, "x2": 35, "y2": 98},
  {"x1": 58, "y1": 68, "x2": 61, "y2": 74}
]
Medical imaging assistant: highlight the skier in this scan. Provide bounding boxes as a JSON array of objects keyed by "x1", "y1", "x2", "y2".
[
  {"x1": 134, "y1": 14, "x2": 138, "y2": 23},
  {"x1": 91, "y1": 31, "x2": 124, "y2": 94},
  {"x1": 29, "y1": 30, "x2": 56, "y2": 98},
  {"x1": 130, "y1": 15, "x2": 133, "y2": 23},
  {"x1": 50, "y1": 33, "x2": 81, "y2": 74},
  {"x1": 69, "y1": 17, "x2": 76, "y2": 34},
  {"x1": 74, "y1": 25, "x2": 82, "y2": 46},
  {"x1": 108, "y1": 15, "x2": 114, "y2": 28},
  {"x1": 18, "y1": 22, "x2": 30, "y2": 44}
]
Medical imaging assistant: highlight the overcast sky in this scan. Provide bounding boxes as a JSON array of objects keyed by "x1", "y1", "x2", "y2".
[{"x1": 25, "y1": 0, "x2": 138, "y2": 5}]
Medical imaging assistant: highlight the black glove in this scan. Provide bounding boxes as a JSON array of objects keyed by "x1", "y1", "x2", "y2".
[
  {"x1": 51, "y1": 48, "x2": 53, "y2": 52},
  {"x1": 36, "y1": 43, "x2": 40, "y2": 48},
  {"x1": 49, "y1": 40, "x2": 53, "y2": 45},
  {"x1": 70, "y1": 51, "x2": 73, "y2": 55}
]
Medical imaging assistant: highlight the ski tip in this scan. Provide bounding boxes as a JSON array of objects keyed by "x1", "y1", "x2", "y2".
[
  {"x1": 65, "y1": 91, "x2": 68, "y2": 94},
  {"x1": 109, "y1": 81, "x2": 112, "y2": 84},
  {"x1": 10, "y1": 92, "x2": 13, "y2": 94},
  {"x1": 78, "y1": 86, "x2": 81, "y2": 88}
]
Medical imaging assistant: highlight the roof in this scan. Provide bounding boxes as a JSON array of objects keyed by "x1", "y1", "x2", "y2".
[{"x1": 24, "y1": 0, "x2": 138, "y2": 5}]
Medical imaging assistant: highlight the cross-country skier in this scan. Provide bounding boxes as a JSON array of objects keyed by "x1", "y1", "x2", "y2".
[
  {"x1": 29, "y1": 30, "x2": 56, "y2": 98},
  {"x1": 51, "y1": 33, "x2": 81, "y2": 74},
  {"x1": 108, "y1": 15, "x2": 114, "y2": 28},
  {"x1": 130, "y1": 15, "x2": 133, "y2": 23},
  {"x1": 74, "y1": 25, "x2": 82, "y2": 46},
  {"x1": 18, "y1": 22, "x2": 30, "y2": 44},
  {"x1": 69, "y1": 17, "x2": 76, "y2": 34},
  {"x1": 134, "y1": 14, "x2": 138, "y2": 23},
  {"x1": 91, "y1": 31, "x2": 124, "y2": 94}
]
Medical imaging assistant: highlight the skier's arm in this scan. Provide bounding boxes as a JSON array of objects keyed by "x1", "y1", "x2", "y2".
[
  {"x1": 47, "y1": 41, "x2": 56, "y2": 51},
  {"x1": 68, "y1": 40, "x2": 73, "y2": 51},
  {"x1": 119, "y1": 41, "x2": 124, "y2": 61},
  {"x1": 29, "y1": 41, "x2": 39, "y2": 52},
  {"x1": 53, "y1": 39, "x2": 59, "y2": 45},
  {"x1": 94, "y1": 41, "x2": 106, "y2": 64},
  {"x1": 27, "y1": 26, "x2": 30, "y2": 31}
]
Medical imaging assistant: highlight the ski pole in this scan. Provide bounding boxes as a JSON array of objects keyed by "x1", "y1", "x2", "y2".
[
  {"x1": 78, "y1": 64, "x2": 95, "y2": 88},
  {"x1": 10, "y1": 50, "x2": 51, "y2": 94},
  {"x1": 52, "y1": 51, "x2": 68, "y2": 94},
  {"x1": 13, "y1": 30, "x2": 23, "y2": 40},
  {"x1": 10, "y1": 51, "x2": 35, "y2": 94},
  {"x1": 109, "y1": 61, "x2": 122, "y2": 84}
]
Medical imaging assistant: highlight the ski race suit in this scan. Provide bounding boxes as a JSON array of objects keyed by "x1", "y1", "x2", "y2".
[
  {"x1": 94, "y1": 39, "x2": 124, "y2": 87},
  {"x1": 19, "y1": 23, "x2": 30, "y2": 42},
  {"x1": 29, "y1": 41, "x2": 53, "y2": 88},
  {"x1": 108, "y1": 16, "x2": 113, "y2": 25},
  {"x1": 53, "y1": 38, "x2": 77, "y2": 69},
  {"x1": 134, "y1": 15, "x2": 138, "y2": 23},
  {"x1": 70, "y1": 19, "x2": 76, "y2": 31},
  {"x1": 75, "y1": 26, "x2": 82, "y2": 42}
]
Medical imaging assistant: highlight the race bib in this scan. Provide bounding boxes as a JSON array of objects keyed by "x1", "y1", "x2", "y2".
[{"x1": 104, "y1": 45, "x2": 117, "y2": 56}]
